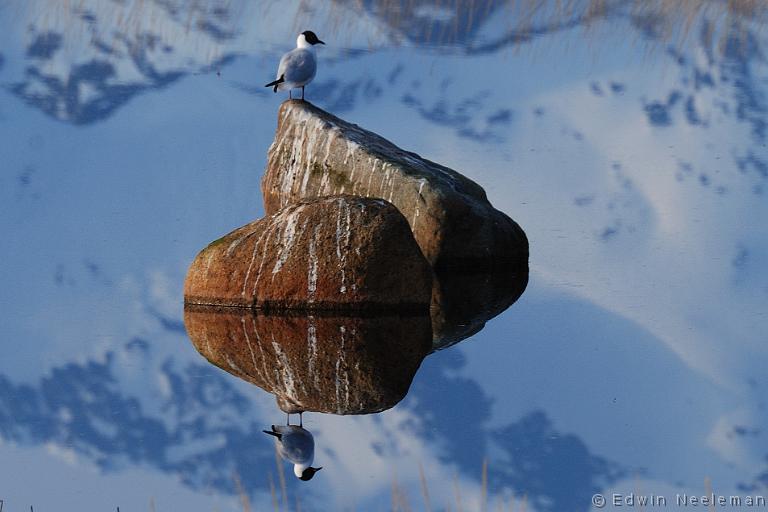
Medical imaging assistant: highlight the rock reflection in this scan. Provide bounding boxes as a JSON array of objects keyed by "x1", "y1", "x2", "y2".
[
  {"x1": 431, "y1": 266, "x2": 528, "y2": 351},
  {"x1": 184, "y1": 306, "x2": 432, "y2": 414},
  {"x1": 184, "y1": 262, "x2": 527, "y2": 414}
]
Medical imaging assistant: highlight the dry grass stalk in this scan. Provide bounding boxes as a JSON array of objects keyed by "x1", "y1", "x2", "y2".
[
  {"x1": 418, "y1": 461, "x2": 433, "y2": 512},
  {"x1": 481, "y1": 458, "x2": 488, "y2": 512},
  {"x1": 274, "y1": 442, "x2": 289, "y2": 511},
  {"x1": 453, "y1": 470, "x2": 464, "y2": 512},
  {"x1": 268, "y1": 472, "x2": 279, "y2": 512},
  {"x1": 233, "y1": 472, "x2": 252, "y2": 512},
  {"x1": 391, "y1": 473, "x2": 414, "y2": 512}
]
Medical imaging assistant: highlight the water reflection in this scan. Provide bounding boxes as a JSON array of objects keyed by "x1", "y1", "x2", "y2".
[
  {"x1": 185, "y1": 306, "x2": 433, "y2": 414},
  {"x1": 184, "y1": 264, "x2": 527, "y2": 414},
  {"x1": 432, "y1": 267, "x2": 528, "y2": 350},
  {"x1": 263, "y1": 415, "x2": 323, "y2": 481},
  {"x1": 183, "y1": 266, "x2": 526, "y2": 497},
  {"x1": 5, "y1": 0, "x2": 764, "y2": 126}
]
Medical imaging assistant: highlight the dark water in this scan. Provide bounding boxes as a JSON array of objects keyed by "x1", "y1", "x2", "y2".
[{"x1": 1, "y1": 1, "x2": 767, "y2": 510}]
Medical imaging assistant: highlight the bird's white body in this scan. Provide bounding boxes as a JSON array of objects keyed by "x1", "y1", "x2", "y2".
[
  {"x1": 294, "y1": 463, "x2": 309, "y2": 478},
  {"x1": 274, "y1": 34, "x2": 318, "y2": 91}
]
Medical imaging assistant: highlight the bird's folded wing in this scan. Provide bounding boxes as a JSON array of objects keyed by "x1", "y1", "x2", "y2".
[
  {"x1": 278, "y1": 49, "x2": 316, "y2": 83},
  {"x1": 281, "y1": 434, "x2": 314, "y2": 463}
]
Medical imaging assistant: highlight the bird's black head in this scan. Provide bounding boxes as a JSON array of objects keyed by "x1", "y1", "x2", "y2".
[
  {"x1": 302, "y1": 31, "x2": 325, "y2": 45},
  {"x1": 299, "y1": 466, "x2": 323, "y2": 481}
]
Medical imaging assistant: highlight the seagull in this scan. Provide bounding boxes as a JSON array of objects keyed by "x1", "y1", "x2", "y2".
[
  {"x1": 263, "y1": 413, "x2": 323, "y2": 481},
  {"x1": 265, "y1": 31, "x2": 325, "y2": 100}
]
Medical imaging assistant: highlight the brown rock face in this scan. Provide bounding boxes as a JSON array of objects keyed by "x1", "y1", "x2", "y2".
[
  {"x1": 184, "y1": 195, "x2": 432, "y2": 311},
  {"x1": 262, "y1": 100, "x2": 528, "y2": 270},
  {"x1": 184, "y1": 306, "x2": 432, "y2": 414}
]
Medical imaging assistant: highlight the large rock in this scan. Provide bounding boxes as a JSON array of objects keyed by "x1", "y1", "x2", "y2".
[
  {"x1": 262, "y1": 100, "x2": 528, "y2": 270},
  {"x1": 184, "y1": 306, "x2": 431, "y2": 414},
  {"x1": 184, "y1": 195, "x2": 432, "y2": 311}
]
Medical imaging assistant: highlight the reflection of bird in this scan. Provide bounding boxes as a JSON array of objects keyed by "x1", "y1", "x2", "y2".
[
  {"x1": 265, "y1": 31, "x2": 325, "y2": 100},
  {"x1": 263, "y1": 413, "x2": 322, "y2": 481}
]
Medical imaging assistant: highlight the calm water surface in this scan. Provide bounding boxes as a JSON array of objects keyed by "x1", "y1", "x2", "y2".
[{"x1": 1, "y1": 1, "x2": 767, "y2": 510}]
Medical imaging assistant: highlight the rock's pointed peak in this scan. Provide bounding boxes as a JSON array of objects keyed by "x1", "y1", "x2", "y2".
[
  {"x1": 265, "y1": 99, "x2": 528, "y2": 269},
  {"x1": 275, "y1": 99, "x2": 489, "y2": 200}
]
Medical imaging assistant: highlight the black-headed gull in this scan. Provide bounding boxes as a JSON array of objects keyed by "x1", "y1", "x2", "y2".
[
  {"x1": 263, "y1": 413, "x2": 323, "y2": 481},
  {"x1": 265, "y1": 31, "x2": 325, "y2": 100}
]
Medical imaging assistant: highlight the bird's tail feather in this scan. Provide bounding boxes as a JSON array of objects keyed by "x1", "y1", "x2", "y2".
[
  {"x1": 264, "y1": 75, "x2": 285, "y2": 93},
  {"x1": 262, "y1": 428, "x2": 282, "y2": 440}
]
